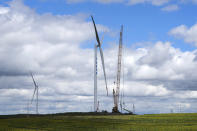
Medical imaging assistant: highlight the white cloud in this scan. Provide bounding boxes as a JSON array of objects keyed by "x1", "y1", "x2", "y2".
[
  {"x1": 0, "y1": 7, "x2": 9, "y2": 14},
  {"x1": 169, "y1": 23, "x2": 197, "y2": 46},
  {"x1": 123, "y1": 82, "x2": 170, "y2": 97},
  {"x1": 174, "y1": 91, "x2": 197, "y2": 99},
  {"x1": 1, "y1": 0, "x2": 197, "y2": 115},
  {"x1": 124, "y1": 41, "x2": 197, "y2": 82},
  {"x1": 161, "y1": 4, "x2": 179, "y2": 12}
]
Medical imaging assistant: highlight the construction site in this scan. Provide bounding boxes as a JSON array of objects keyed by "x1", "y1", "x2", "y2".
[
  {"x1": 91, "y1": 16, "x2": 132, "y2": 114},
  {"x1": 1, "y1": 0, "x2": 197, "y2": 130},
  {"x1": 26, "y1": 16, "x2": 133, "y2": 115}
]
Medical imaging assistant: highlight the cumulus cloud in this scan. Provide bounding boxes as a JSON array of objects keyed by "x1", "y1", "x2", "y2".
[
  {"x1": 1, "y1": 0, "x2": 197, "y2": 115},
  {"x1": 0, "y1": 0, "x2": 106, "y2": 114},
  {"x1": 123, "y1": 41, "x2": 197, "y2": 82},
  {"x1": 169, "y1": 23, "x2": 197, "y2": 46}
]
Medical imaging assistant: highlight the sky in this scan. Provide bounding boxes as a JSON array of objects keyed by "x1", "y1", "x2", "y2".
[{"x1": 0, "y1": 0, "x2": 197, "y2": 115}]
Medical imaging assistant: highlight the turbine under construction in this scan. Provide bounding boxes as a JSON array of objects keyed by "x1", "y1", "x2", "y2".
[
  {"x1": 91, "y1": 16, "x2": 108, "y2": 112},
  {"x1": 30, "y1": 73, "x2": 39, "y2": 114},
  {"x1": 112, "y1": 25, "x2": 123, "y2": 113}
]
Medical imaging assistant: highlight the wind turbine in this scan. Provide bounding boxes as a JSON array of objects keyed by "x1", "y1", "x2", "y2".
[
  {"x1": 91, "y1": 16, "x2": 108, "y2": 112},
  {"x1": 30, "y1": 73, "x2": 39, "y2": 114},
  {"x1": 133, "y1": 104, "x2": 135, "y2": 114}
]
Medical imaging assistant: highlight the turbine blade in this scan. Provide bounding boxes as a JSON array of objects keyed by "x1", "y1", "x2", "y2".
[
  {"x1": 91, "y1": 16, "x2": 101, "y2": 46},
  {"x1": 30, "y1": 73, "x2": 38, "y2": 89},
  {"x1": 91, "y1": 15, "x2": 108, "y2": 96},
  {"x1": 99, "y1": 46, "x2": 108, "y2": 96},
  {"x1": 100, "y1": 34, "x2": 104, "y2": 46},
  {"x1": 30, "y1": 72, "x2": 38, "y2": 104},
  {"x1": 31, "y1": 87, "x2": 36, "y2": 104}
]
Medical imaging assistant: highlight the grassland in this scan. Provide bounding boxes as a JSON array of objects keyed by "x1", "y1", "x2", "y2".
[{"x1": 1, "y1": 113, "x2": 197, "y2": 131}]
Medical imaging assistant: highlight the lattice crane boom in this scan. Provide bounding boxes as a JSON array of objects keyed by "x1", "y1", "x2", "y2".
[{"x1": 112, "y1": 25, "x2": 123, "y2": 113}]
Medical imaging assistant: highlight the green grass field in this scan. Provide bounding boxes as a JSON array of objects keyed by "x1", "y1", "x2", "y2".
[{"x1": 1, "y1": 113, "x2": 197, "y2": 131}]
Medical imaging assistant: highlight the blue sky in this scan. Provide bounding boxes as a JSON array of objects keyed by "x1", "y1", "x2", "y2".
[
  {"x1": 17, "y1": 0, "x2": 197, "y2": 51},
  {"x1": 1, "y1": 0, "x2": 196, "y2": 50},
  {"x1": 1, "y1": 0, "x2": 197, "y2": 114}
]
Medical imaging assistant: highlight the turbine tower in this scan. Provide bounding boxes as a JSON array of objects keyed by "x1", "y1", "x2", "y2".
[
  {"x1": 133, "y1": 104, "x2": 135, "y2": 114},
  {"x1": 112, "y1": 25, "x2": 123, "y2": 113},
  {"x1": 30, "y1": 73, "x2": 39, "y2": 114},
  {"x1": 91, "y1": 16, "x2": 108, "y2": 112}
]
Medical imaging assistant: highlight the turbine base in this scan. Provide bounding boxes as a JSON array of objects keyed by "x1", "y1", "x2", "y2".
[{"x1": 112, "y1": 106, "x2": 120, "y2": 113}]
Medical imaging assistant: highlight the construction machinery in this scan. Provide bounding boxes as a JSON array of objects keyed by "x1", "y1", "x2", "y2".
[
  {"x1": 112, "y1": 25, "x2": 123, "y2": 113},
  {"x1": 123, "y1": 108, "x2": 132, "y2": 113},
  {"x1": 91, "y1": 16, "x2": 108, "y2": 112}
]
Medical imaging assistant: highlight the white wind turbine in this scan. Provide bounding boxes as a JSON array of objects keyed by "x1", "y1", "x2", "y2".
[
  {"x1": 91, "y1": 16, "x2": 108, "y2": 112},
  {"x1": 30, "y1": 73, "x2": 39, "y2": 114}
]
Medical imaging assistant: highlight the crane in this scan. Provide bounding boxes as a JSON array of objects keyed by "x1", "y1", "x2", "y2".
[{"x1": 112, "y1": 25, "x2": 123, "y2": 113}]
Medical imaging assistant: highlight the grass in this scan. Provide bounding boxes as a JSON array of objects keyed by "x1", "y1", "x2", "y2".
[{"x1": 0, "y1": 113, "x2": 197, "y2": 131}]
